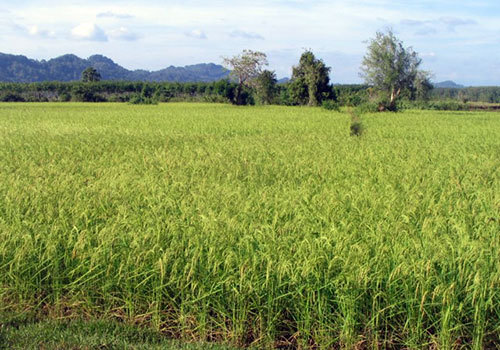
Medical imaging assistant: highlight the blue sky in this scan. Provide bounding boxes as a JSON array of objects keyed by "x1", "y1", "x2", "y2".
[{"x1": 1, "y1": 0, "x2": 499, "y2": 85}]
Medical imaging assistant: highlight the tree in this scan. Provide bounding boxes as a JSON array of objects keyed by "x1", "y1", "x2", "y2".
[
  {"x1": 289, "y1": 50, "x2": 333, "y2": 106},
  {"x1": 222, "y1": 50, "x2": 268, "y2": 105},
  {"x1": 81, "y1": 67, "x2": 101, "y2": 83},
  {"x1": 413, "y1": 71, "x2": 433, "y2": 101},
  {"x1": 360, "y1": 29, "x2": 424, "y2": 110},
  {"x1": 255, "y1": 70, "x2": 278, "y2": 105}
]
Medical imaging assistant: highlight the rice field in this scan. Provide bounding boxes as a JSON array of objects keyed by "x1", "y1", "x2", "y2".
[{"x1": 0, "y1": 103, "x2": 499, "y2": 349}]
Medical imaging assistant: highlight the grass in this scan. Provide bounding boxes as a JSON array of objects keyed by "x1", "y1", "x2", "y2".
[
  {"x1": 0, "y1": 103, "x2": 499, "y2": 349},
  {"x1": 0, "y1": 311, "x2": 235, "y2": 349}
]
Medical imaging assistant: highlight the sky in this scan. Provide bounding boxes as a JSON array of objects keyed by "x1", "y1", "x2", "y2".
[{"x1": 1, "y1": 0, "x2": 499, "y2": 85}]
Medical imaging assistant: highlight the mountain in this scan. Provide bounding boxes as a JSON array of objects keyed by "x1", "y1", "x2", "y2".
[
  {"x1": 0, "y1": 53, "x2": 230, "y2": 82},
  {"x1": 433, "y1": 80, "x2": 465, "y2": 89}
]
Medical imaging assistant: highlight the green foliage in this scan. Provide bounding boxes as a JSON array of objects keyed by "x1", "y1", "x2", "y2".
[
  {"x1": 0, "y1": 103, "x2": 499, "y2": 349},
  {"x1": 0, "y1": 92, "x2": 25, "y2": 102},
  {"x1": 335, "y1": 85, "x2": 370, "y2": 107},
  {"x1": 349, "y1": 110, "x2": 363, "y2": 136},
  {"x1": 254, "y1": 70, "x2": 278, "y2": 105},
  {"x1": 0, "y1": 81, "x2": 240, "y2": 104},
  {"x1": 58, "y1": 92, "x2": 71, "y2": 102},
  {"x1": 432, "y1": 86, "x2": 500, "y2": 103},
  {"x1": 426, "y1": 100, "x2": 469, "y2": 110},
  {"x1": 81, "y1": 67, "x2": 102, "y2": 83},
  {"x1": 71, "y1": 83, "x2": 106, "y2": 102},
  {"x1": 128, "y1": 94, "x2": 158, "y2": 105},
  {"x1": 321, "y1": 99, "x2": 340, "y2": 111},
  {"x1": 0, "y1": 315, "x2": 235, "y2": 349},
  {"x1": 354, "y1": 101, "x2": 380, "y2": 114},
  {"x1": 128, "y1": 85, "x2": 159, "y2": 104},
  {"x1": 413, "y1": 71, "x2": 433, "y2": 101},
  {"x1": 278, "y1": 85, "x2": 293, "y2": 105},
  {"x1": 222, "y1": 50, "x2": 268, "y2": 105},
  {"x1": 0, "y1": 53, "x2": 230, "y2": 82},
  {"x1": 361, "y1": 29, "x2": 425, "y2": 109},
  {"x1": 290, "y1": 50, "x2": 334, "y2": 106}
]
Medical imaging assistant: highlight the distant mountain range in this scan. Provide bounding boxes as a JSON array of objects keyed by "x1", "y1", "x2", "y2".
[
  {"x1": 433, "y1": 80, "x2": 465, "y2": 89},
  {"x1": 0, "y1": 53, "x2": 471, "y2": 88},
  {"x1": 0, "y1": 53, "x2": 230, "y2": 83}
]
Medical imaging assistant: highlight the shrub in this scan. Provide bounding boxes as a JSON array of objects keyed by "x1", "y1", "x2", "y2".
[
  {"x1": 354, "y1": 101, "x2": 379, "y2": 114},
  {"x1": 321, "y1": 100, "x2": 340, "y2": 111},
  {"x1": 58, "y1": 92, "x2": 71, "y2": 102},
  {"x1": 427, "y1": 100, "x2": 468, "y2": 111},
  {"x1": 0, "y1": 92, "x2": 25, "y2": 102},
  {"x1": 128, "y1": 94, "x2": 158, "y2": 105},
  {"x1": 350, "y1": 114, "x2": 363, "y2": 137},
  {"x1": 202, "y1": 95, "x2": 231, "y2": 103}
]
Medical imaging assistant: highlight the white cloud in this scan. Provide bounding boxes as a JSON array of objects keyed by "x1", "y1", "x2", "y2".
[
  {"x1": 71, "y1": 22, "x2": 107, "y2": 41},
  {"x1": 108, "y1": 26, "x2": 138, "y2": 41},
  {"x1": 96, "y1": 11, "x2": 133, "y2": 19},
  {"x1": 421, "y1": 52, "x2": 436, "y2": 57},
  {"x1": 28, "y1": 25, "x2": 55, "y2": 38},
  {"x1": 184, "y1": 29, "x2": 207, "y2": 39},
  {"x1": 2, "y1": 0, "x2": 499, "y2": 85},
  {"x1": 229, "y1": 30, "x2": 264, "y2": 40}
]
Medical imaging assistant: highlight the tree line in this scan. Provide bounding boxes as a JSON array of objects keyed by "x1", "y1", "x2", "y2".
[{"x1": 1, "y1": 30, "x2": 498, "y2": 108}]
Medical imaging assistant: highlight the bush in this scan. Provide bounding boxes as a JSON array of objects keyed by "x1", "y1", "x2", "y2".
[
  {"x1": 202, "y1": 95, "x2": 231, "y2": 104},
  {"x1": 128, "y1": 94, "x2": 158, "y2": 105},
  {"x1": 427, "y1": 100, "x2": 468, "y2": 111},
  {"x1": 0, "y1": 92, "x2": 25, "y2": 102},
  {"x1": 58, "y1": 92, "x2": 71, "y2": 102},
  {"x1": 349, "y1": 110, "x2": 364, "y2": 137},
  {"x1": 354, "y1": 101, "x2": 379, "y2": 114},
  {"x1": 321, "y1": 100, "x2": 340, "y2": 111}
]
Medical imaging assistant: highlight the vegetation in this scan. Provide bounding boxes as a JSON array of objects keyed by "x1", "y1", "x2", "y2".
[
  {"x1": 0, "y1": 313, "x2": 235, "y2": 349},
  {"x1": 0, "y1": 103, "x2": 499, "y2": 349},
  {"x1": 1, "y1": 80, "x2": 499, "y2": 109},
  {"x1": 361, "y1": 29, "x2": 431, "y2": 111},
  {"x1": 254, "y1": 70, "x2": 278, "y2": 105},
  {"x1": 81, "y1": 67, "x2": 102, "y2": 82},
  {"x1": 0, "y1": 53, "x2": 230, "y2": 82},
  {"x1": 432, "y1": 86, "x2": 500, "y2": 103},
  {"x1": 222, "y1": 50, "x2": 268, "y2": 105},
  {"x1": 289, "y1": 50, "x2": 334, "y2": 106}
]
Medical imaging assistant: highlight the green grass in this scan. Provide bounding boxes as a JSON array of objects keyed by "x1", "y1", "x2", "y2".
[
  {"x1": 0, "y1": 103, "x2": 499, "y2": 349},
  {"x1": 0, "y1": 312, "x2": 235, "y2": 349}
]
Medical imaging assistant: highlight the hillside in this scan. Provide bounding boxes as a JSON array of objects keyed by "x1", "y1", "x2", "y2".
[
  {"x1": 433, "y1": 80, "x2": 465, "y2": 88},
  {"x1": 0, "y1": 53, "x2": 230, "y2": 82}
]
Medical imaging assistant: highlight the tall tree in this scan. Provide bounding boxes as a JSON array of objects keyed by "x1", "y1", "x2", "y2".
[
  {"x1": 255, "y1": 70, "x2": 278, "y2": 105},
  {"x1": 289, "y1": 51, "x2": 332, "y2": 106},
  {"x1": 413, "y1": 71, "x2": 433, "y2": 101},
  {"x1": 81, "y1": 67, "x2": 101, "y2": 83},
  {"x1": 222, "y1": 50, "x2": 268, "y2": 105},
  {"x1": 360, "y1": 29, "x2": 425, "y2": 110}
]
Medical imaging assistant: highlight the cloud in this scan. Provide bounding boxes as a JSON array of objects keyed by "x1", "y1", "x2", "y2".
[
  {"x1": 229, "y1": 30, "x2": 264, "y2": 40},
  {"x1": 71, "y1": 22, "x2": 107, "y2": 41},
  {"x1": 184, "y1": 29, "x2": 207, "y2": 39},
  {"x1": 400, "y1": 19, "x2": 431, "y2": 26},
  {"x1": 414, "y1": 26, "x2": 437, "y2": 36},
  {"x1": 97, "y1": 11, "x2": 134, "y2": 19},
  {"x1": 439, "y1": 16, "x2": 476, "y2": 31},
  {"x1": 108, "y1": 27, "x2": 139, "y2": 41},
  {"x1": 28, "y1": 25, "x2": 55, "y2": 38},
  {"x1": 421, "y1": 52, "x2": 436, "y2": 57},
  {"x1": 400, "y1": 16, "x2": 476, "y2": 35}
]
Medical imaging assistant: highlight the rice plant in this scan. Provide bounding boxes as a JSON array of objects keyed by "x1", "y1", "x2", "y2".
[{"x1": 0, "y1": 103, "x2": 499, "y2": 349}]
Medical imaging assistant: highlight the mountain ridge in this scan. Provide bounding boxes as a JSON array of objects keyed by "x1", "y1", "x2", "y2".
[
  {"x1": 433, "y1": 80, "x2": 465, "y2": 89},
  {"x1": 0, "y1": 53, "x2": 230, "y2": 83}
]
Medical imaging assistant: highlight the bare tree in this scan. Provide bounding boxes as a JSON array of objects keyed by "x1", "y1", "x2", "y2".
[{"x1": 222, "y1": 50, "x2": 268, "y2": 105}]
